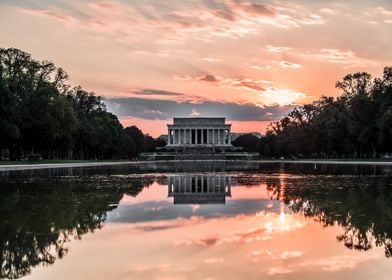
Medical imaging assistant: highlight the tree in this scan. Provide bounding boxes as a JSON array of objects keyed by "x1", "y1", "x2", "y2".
[
  {"x1": 232, "y1": 134, "x2": 260, "y2": 152},
  {"x1": 265, "y1": 67, "x2": 392, "y2": 158},
  {"x1": 0, "y1": 77, "x2": 19, "y2": 159},
  {"x1": 0, "y1": 47, "x2": 138, "y2": 160},
  {"x1": 124, "y1": 126, "x2": 145, "y2": 155}
]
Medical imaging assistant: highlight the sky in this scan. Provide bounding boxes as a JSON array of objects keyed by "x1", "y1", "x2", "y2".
[{"x1": 1, "y1": 0, "x2": 392, "y2": 136}]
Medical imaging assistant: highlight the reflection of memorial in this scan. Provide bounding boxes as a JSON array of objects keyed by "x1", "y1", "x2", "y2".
[{"x1": 168, "y1": 175, "x2": 231, "y2": 204}]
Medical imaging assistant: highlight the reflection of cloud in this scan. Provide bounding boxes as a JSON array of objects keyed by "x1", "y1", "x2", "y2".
[
  {"x1": 280, "y1": 61, "x2": 302, "y2": 69},
  {"x1": 300, "y1": 254, "x2": 379, "y2": 271},
  {"x1": 281, "y1": 250, "x2": 303, "y2": 260},
  {"x1": 190, "y1": 108, "x2": 200, "y2": 116},
  {"x1": 268, "y1": 267, "x2": 292, "y2": 276},
  {"x1": 191, "y1": 204, "x2": 200, "y2": 213},
  {"x1": 267, "y1": 45, "x2": 291, "y2": 53},
  {"x1": 203, "y1": 258, "x2": 223, "y2": 264},
  {"x1": 144, "y1": 206, "x2": 164, "y2": 212},
  {"x1": 133, "y1": 224, "x2": 182, "y2": 232},
  {"x1": 128, "y1": 263, "x2": 190, "y2": 274},
  {"x1": 174, "y1": 227, "x2": 266, "y2": 247},
  {"x1": 202, "y1": 57, "x2": 222, "y2": 62},
  {"x1": 250, "y1": 250, "x2": 272, "y2": 256},
  {"x1": 131, "y1": 216, "x2": 205, "y2": 232},
  {"x1": 174, "y1": 211, "x2": 305, "y2": 248},
  {"x1": 250, "y1": 64, "x2": 272, "y2": 70}
]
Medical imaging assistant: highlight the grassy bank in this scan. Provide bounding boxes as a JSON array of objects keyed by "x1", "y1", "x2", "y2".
[{"x1": 0, "y1": 159, "x2": 129, "y2": 165}]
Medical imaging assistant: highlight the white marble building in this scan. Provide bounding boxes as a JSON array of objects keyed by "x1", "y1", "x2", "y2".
[
  {"x1": 166, "y1": 117, "x2": 232, "y2": 147},
  {"x1": 167, "y1": 174, "x2": 231, "y2": 204}
]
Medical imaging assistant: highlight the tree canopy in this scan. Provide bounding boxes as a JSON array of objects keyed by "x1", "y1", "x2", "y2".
[
  {"x1": 0, "y1": 47, "x2": 161, "y2": 160},
  {"x1": 233, "y1": 67, "x2": 392, "y2": 159}
]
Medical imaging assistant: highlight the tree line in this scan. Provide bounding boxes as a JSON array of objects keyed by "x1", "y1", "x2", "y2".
[
  {"x1": 0, "y1": 174, "x2": 151, "y2": 278},
  {"x1": 233, "y1": 67, "x2": 392, "y2": 158},
  {"x1": 0, "y1": 48, "x2": 163, "y2": 160}
]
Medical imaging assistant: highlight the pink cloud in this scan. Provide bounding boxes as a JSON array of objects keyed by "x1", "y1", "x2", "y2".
[
  {"x1": 300, "y1": 254, "x2": 379, "y2": 272},
  {"x1": 280, "y1": 61, "x2": 302, "y2": 69},
  {"x1": 301, "y1": 49, "x2": 381, "y2": 68},
  {"x1": 267, "y1": 45, "x2": 291, "y2": 53},
  {"x1": 268, "y1": 267, "x2": 292, "y2": 276},
  {"x1": 193, "y1": 74, "x2": 269, "y2": 93},
  {"x1": 281, "y1": 250, "x2": 303, "y2": 259},
  {"x1": 18, "y1": 8, "x2": 78, "y2": 25}
]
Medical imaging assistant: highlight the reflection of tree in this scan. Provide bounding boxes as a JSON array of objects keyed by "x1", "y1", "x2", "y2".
[
  {"x1": 0, "y1": 176, "x2": 153, "y2": 279},
  {"x1": 269, "y1": 176, "x2": 392, "y2": 258}
]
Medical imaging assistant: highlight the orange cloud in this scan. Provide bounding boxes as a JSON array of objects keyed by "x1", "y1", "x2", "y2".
[{"x1": 280, "y1": 61, "x2": 302, "y2": 69}]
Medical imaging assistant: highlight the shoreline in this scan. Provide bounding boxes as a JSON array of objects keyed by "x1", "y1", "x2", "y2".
[{"x1": 1, "y1": 159, "x2": 392, "y2": 171}]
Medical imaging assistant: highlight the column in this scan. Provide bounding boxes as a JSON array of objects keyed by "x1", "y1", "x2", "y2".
[
  {"x1": 221, "y1": 129, "x2": 224, "y2": 144},
  {"x1": 220, "y1": 129, "x2": 225, "y2": 144},
  {"x1": 183, "y1": 129, "x2": 186, "y2": 145},
  {"x1": 168, "y1": 129, "x2": 171, "y2": 145},
  {"x1": 195, "y1": 129, "x2": 197, "y2": 145},
  {"x1": 207, "y1": 129, "x2": 210, "y2": 144},
  {"x1": 201, "y1": 129, "x2": 204, "y2": 144},
  {"x1": 212, "y1": 128, "x2": 215, "y2": 144}
]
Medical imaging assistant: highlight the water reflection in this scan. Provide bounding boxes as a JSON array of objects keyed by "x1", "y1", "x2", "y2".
[
  {"x1": 168, "y1": 175, "x2": 231, "y2": 204},
  {"x1": 267, "y1": 175, "x2": 392, "y2": 258},
  {"x1": 0, "y1": 178, "x2": 149, "y2": 279},
  {"x1": 0, "y1": 163, "x2": 392, "y2": 279}
]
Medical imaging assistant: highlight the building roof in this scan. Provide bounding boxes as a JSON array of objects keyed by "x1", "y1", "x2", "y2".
[{"x1": 172, "y1": 117, "x2": 226, "y2": 125}]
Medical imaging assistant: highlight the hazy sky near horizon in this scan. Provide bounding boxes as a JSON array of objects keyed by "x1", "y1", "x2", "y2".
[{"x1": 1, "y1": 0, "x2": 392, "y2": 136}]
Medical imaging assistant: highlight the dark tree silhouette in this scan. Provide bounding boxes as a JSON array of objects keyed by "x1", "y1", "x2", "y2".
[
  {"x1": 0, "y1": 47, "x2": 161, "y2": 160},
  {"x1": 232, "y1": 134, "x2": 260, "y2": 152},
  {"x1": 266, "y1": 175, "x2": 392, "y2": 258},
  {"x1": 0, "y1": 176, "x2": 153, "y2": 279},
  {"x1": 259, "y1": 67, "x2": 392, "y2": 158}
]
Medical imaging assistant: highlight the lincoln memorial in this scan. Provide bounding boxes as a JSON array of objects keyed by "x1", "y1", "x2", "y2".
[
  {"x1": 167, "y1": 117, "x2": 232, "y2": 148},
  {"x1": 141, "y1": 116, "x2": 258, "y2": 160},
  {"x1": 167, "y1": 174, "x2": 231, "y2": 204}
]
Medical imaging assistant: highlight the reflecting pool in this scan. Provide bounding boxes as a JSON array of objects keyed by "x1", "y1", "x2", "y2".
[{"x1": 1, "y1": 162, "x2": 392, "y2": 279}]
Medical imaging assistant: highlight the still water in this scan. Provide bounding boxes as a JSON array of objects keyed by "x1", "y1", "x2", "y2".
[{"x1": 1, "y1": 162, "x2": 392, "y2": 279}]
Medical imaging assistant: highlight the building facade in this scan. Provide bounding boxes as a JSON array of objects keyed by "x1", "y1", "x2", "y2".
[
  {"x1": 167, "y1": 174, "x2": 231, "y2": 204},
  {"x1": 167, "y1": 117, "x2": 232, "y2": 147}
]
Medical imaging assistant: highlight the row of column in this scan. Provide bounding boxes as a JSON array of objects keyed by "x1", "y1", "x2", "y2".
[
  {"x1": 168, "y1": 176, "x2": 231, "y2": 194},
  {"x1": 168, "y1": 128, "x2": 230, "y2": 145}
]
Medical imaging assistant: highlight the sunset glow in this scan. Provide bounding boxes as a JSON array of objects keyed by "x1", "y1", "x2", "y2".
[{"x1": 1, "y1": 0, "x2": 391, "y2": 136}]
